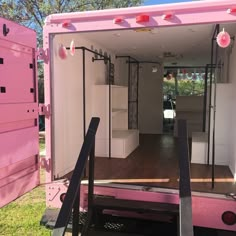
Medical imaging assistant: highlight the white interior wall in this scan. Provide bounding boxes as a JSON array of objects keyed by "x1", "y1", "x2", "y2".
[
  {"x1": 52, "y1": 33, "x2": 124, "y2": 178},
  {"x1": 139, "y1": 64, "x2": 163, "y2": 134},
  {"x1": 52, "y1": 35, "x2": 83, "y2": 178},
  {"x1": 228, "y1": 37, "x2": 236, "y2": 179}
]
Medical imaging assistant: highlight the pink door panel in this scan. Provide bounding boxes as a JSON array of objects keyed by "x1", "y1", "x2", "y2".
[{"x1": 0, "y1": 17, "x2": 39, "y2": 207}]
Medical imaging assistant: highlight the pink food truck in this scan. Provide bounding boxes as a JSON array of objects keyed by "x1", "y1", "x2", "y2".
[{"x1": 1, "y1": 0, "x2": 236, "y2": 235}]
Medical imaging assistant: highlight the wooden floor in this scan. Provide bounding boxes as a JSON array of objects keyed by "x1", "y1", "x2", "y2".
[
  {"x1": 89, "y1": 134, "x2": 236, "y2": 194},
  {"x1": 64, "y1": 134, "x2": 235, "y2": 194}
]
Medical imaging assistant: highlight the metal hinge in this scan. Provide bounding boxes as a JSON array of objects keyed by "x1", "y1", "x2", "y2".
[
  {"x1": 37, "y1": 48, "x2": 49, "y2": 63},
  {"x1": 39, "y1": 104, "x2": 50, "y2": 117},
  {"x1": 40, "y1": 157, "x2": 51, "y2": 171}
]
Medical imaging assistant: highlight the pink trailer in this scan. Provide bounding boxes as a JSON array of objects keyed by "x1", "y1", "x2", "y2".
[{"x1": 1, "y1": 0, "x2": 236, "y2": 234}]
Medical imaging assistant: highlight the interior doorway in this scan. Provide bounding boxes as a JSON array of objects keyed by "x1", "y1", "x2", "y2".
[{"x1": 162, "y1": 67, "x2": 205, "y2": 134}]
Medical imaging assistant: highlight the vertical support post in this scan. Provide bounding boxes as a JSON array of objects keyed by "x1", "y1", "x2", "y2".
[
  {"x1": 174, "y1": 70, "x2": 179, "y2": 96},
  {"x1": 212, "y1": 31, "x2": 219, "y2": 189},
  {"x1": 128, "y1": 57, "x2": 131, "y2": 129},
  {"x1": 178, "y1": 119, "x2": 193, "y2": 236},
  {"x1": 207, "y1": 24, "x2": 219, "y2": 167},
  {"x1": 136, "y1": 62, "x2": 140, "y2": 129},
  {"x1": 82, "y1": 48, "x2": 86, "y2": 140},
  {"x1": 81, "y1": 137, "x2": 95, "y2": 235},
  {"x1": 108, "y1": 59, "x2": 111, "y2": 159},
  {"x1": 202, "y1": 65, "x2": 209, "y2": 132},
  {"x1": 88, "y1": 137, "x2": 95, "y2": 212},
  {"x1": 72, "y1": 188, "x2": 80, "y2": 236},
  {"x1": 207, "y1": 41, "x2": 214, "y2": 166}
]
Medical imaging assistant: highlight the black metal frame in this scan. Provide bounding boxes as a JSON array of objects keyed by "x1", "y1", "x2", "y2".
[
  {"x1": 206, "y1": 26, "x2": 234, "y2": 188},
  {"x1": 52, "y1": 117, "x2": 100, "y2": 236},
  {"x1": 91, "y1": 54, "x2": 112, "y2": 158},
  {"x1": 116, "y1": 55, "x2": 140, "y2": 129},
  {"x1": 207, "y1": 24, "x2": 220, "y2": 189},
  {"x1": 177, "y1": 119, "x2": 194, "y2": 236},
  {"x1": 202, "y1": 65, "x2": 209, "y2": 132},
  {"x1": 202, "y1": 64, "x2": 217, "y2": 132},
  {"x1": 66, "y1": 46, "x2": 112, "y2": 159}
]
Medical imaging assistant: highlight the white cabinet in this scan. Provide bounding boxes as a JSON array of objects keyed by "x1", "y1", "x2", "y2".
[
  {"x1": 92, "y1": 85, "x2": 139, "y2": 158},
  {"x1": 174, "y1": 96, "x2": 204, "y2": 137}
]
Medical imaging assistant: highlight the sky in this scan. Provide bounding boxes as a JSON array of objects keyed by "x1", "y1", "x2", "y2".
[{"x1": 144, "y1": 0, "x2": 200, "y2": 5}]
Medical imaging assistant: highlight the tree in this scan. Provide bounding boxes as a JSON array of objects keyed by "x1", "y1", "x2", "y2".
[{"x1": 0, "y1": 0, "x2": 143, "y2": 45}]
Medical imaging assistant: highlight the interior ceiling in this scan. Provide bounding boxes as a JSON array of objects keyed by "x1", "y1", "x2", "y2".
[{"x1": 80, "y1": 23, "x2": 236, "y2": 67}]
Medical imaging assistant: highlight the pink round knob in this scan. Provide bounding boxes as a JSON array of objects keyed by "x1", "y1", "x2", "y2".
[
  {"x1": 58, "y1": 44, "x2": 67, "y2": 59},
  {"x1": 216, "y1": 29, "x2": 231, "y2": 48}
]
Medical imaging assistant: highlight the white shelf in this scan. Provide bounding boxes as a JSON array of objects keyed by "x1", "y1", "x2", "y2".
[
  {"x1": 112, "y1": 108, "x2": 127, "y2": 116},
  {"x1": 93, "y1": 84, "x2": 139, "y2": 158},
  {"x1": 112, "y1": 129, "x2": 138, "y2": 139}
]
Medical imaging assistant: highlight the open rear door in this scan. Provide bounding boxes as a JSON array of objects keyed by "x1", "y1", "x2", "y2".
[{"x1": 0, "y1": 18, "x2": 39, "y2": 207}]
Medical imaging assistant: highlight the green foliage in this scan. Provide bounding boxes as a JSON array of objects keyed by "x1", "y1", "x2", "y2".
[
  {"x1": 0, "y1": 180, "x2": 50, "y2": 235},
  {"x1": 163, "y1": 79, "x2": 204, "y2": 97},
  {"x1": 0, "y1": 0, "x2": 143, "y2": 45},
  {"x1": 0, "y1": 143, "x2": 48, "y2": 235}
]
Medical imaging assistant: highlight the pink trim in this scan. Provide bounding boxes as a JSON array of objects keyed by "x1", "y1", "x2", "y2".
[
  {"x1": 43, "y1": 27, "x2": 53, "y2": 183},
  {"x1": 43, "y1": 4, "x2": 236, "y2": 35},
  {"x1": 46, "y1": 181, "x2": 68, "y2": 208},
  {"x1": 80, "y1": 185, "x2": 236, "y2": 231},
  {"x1": 46, "y1": 182, "x2": 236, "y2": 231},
  {"x1": 45, "y1": 1, "x2": 236, "y2": 23}
]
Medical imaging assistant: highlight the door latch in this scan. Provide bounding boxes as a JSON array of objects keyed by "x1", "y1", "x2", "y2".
[
  {"x1": 39, "y1": 104, "x2": 50, "y2": 118},
  {"x1": 37, "y1": 48, "x2": 49, "y2": 63}
]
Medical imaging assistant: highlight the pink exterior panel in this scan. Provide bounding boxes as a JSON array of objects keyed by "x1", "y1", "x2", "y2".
[
  {"x1": 45, "y1": 182, "x2": 236, "y2": 231},
  {"x1": 0, "y1": 127, "x2": 38, "y2": 169},
  {"x1": 0, "y1": 18, "x2": 36, "y2": 47},
  {"x1": 0, "y1": 156, "x2": 37, "y2": 180},
  {"x1": 85, "y1": 185, "x2": 236, "y2": 231},
  {"x1": 0, "y1": 120, "x2": 35, "y2": 133},
  {"x1": 0, "y1": 17, "x2": 38, "y2": 207},
  {"x1": 0, "y1": 163, "x2": 37, "y2": 187},
  {"x1": 0, "y1": 171, "x2": 39, "y2": 207},
  {"x1": 0, "y1": 40, "x2": 35, "y2": 104},
  {"x1": 0, "y1": 103, "x2": 38, "y2": 124}
]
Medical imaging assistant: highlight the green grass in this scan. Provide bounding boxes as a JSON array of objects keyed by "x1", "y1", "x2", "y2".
[{"x1": 0, "y1": 138, "x2": 51, "y2": 236}]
